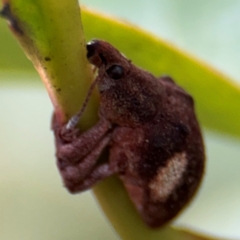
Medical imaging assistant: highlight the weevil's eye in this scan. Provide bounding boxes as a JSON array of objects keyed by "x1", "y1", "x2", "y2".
[{"x1": 106, "y1": 65, "x2": 124, "y2": 80}]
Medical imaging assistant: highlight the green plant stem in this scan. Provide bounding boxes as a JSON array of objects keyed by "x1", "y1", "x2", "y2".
[{"x1": 0, "y1": 0, "x2": 98, "y2": 127}]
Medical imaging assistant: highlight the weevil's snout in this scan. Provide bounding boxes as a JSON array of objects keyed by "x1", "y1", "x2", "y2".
[
  {"x1": 86, "y1": 40, "x2": 98, "y2": 59},
  {"x1": 86, "y1": 39, "x2": 103, "y2": 67},
  {"x1": 87, "y1": 39, "x2": 111, "y2": 67},
  {"x1": 86, "y1": 39, "x2": 129, "y2": 69}
]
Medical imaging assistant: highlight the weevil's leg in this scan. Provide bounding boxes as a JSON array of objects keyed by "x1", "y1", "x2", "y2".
[
  {"x1": 65, "y1": 164, "x2": 114, "y2": 193},
  {"x1": 58, "y1": 134, "x2": 110, "y2": 178},
  {"x1": 52, "y1": 114, "x2": 112, "y2": 163},
  {"x1": 59, "y1": 134, "x2": 115, "y2": 193}
]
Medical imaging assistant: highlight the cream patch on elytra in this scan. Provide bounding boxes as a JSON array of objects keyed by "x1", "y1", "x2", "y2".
[{"x1": 149, "y1": 152, "x2": 187, "y2": 202}]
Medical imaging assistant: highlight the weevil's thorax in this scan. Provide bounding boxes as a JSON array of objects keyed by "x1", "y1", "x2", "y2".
[
  {"x1": 86, "y1": 40, "x2": 164, "y2": 127},
  {"x1": 98, "y1": 65, "x2": 163, "y2": 127}
]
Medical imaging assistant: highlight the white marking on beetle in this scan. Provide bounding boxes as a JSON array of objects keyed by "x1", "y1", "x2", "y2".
[{"x1": 149, "y1": 152, "x2": 187, "y2": 202}]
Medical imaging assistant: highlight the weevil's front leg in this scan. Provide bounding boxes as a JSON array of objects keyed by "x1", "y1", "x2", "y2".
[
  {"x1": 52, "y1": 114, "x2": 112, "y2": 164},
  {"x1": 64, "y1": 163, "x2": 114, "y2": 193},
  {"x1": 59, "y1": 134, "x2": 116, "y2": 193},
  {"x1": 52, "y1": 114, "x2": 114, "y2": 193}
]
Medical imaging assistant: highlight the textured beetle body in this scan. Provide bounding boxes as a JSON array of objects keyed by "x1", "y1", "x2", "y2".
[
  {"x1": 53, "y1": 40, "x2": 205, "y2": 228},
  {"x1": 107, "y1": 79, "x2": 204, "y2": 226}
]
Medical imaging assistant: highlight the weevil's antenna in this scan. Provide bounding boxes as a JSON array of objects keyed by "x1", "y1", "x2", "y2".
[{"x1": 66, "y1": 67, "x2": 99, "y2": 129}]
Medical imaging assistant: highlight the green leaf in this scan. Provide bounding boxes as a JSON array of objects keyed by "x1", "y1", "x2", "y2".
[{"x1": 81, "y1": 8, "x2": 240, "y2": 140}]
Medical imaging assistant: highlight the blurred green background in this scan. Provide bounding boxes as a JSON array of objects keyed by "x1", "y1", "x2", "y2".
[{"x1": 1, "y1": 1, "x2": 240, "y2": 239}]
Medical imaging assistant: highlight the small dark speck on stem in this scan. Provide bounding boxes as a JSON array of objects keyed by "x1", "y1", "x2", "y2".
[
  {"x1": 44, "y1": 57, "x2": 51, "y2": 61},
  {"x1": 53, "y1": 85, "x2": 61, "y2": 92}
]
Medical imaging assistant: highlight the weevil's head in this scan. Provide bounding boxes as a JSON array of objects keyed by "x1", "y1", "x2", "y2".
[
  {"x1": 86, "y1": 39, "x2": 160, "y2": 127},
  {"x1": 86, "y1": 39, "x2": 132, "y2": 93}
]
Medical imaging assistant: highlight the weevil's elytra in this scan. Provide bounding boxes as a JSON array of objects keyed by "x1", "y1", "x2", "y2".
[
  {"x1": 52, "y1": 39, "x2": 205, "y2": 228},
  {"x1": 149, "y1": 151, "x2": 188, "y2": 202}
]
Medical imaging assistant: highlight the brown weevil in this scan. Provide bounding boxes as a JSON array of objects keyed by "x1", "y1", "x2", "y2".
[{"x1": 52, "y1": 39, "x2": 205, "y2": 228}]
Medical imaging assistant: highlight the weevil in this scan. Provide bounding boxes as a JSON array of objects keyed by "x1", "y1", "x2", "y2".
[{"x1": 52, "y1": 40, "x2": 205, "y2": 228}]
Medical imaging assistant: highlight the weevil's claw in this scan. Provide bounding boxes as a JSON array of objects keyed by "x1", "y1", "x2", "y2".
[
  {"x1": 66, "y1": 114, "x2": 80, "y2": 130},
  {"x1": 59, "y1": 125, "x2": 80, "y2": 143},
  {"x1": 52, "y1": 112, "x2": 80, "y2": 143}
]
